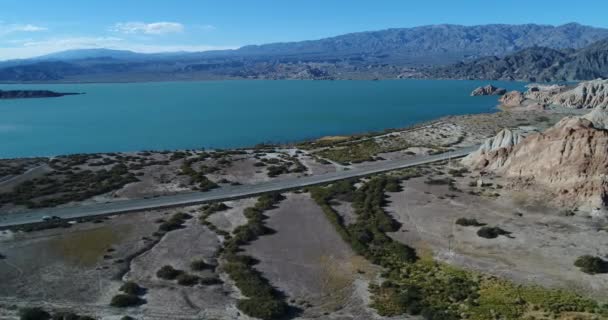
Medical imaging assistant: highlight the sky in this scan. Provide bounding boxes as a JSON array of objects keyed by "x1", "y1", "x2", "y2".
[{"x1": 0, "y1": 0, "x2": 606, "y2": 60}]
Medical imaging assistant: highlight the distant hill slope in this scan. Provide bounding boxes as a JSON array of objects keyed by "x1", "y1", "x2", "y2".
[
  {"x1": 0, "y1": 23, "x2": 607, "y2": 82},
  {"x1": 229, "y1": 23, "x2": 608, "y2": 64},
  {"x1": 428, "y1": 39, "x2": 608, "y2": 81}
]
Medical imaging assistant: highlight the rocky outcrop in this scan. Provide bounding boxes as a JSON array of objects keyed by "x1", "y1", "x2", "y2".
[
  {"x1": 499, "y1": 80, "x2": 608, "y2": 110},
  {"x1": 499, "y1": 91, "x2": 526, "y2": 107},
  {"x1": 464, "y1": 115, "x2": 608, "y2": 209},
  {"x1": 0, "y1": 90, "x2": 81, "y2": 99},
  {"x1": 550, "y1": 79, "x2": 608, "y2": 109},
  {"x1": 462, "y1": 128, "x2": 524, "y2": 170},
  {"x1": 471, "y1": 85, "x2": 507, "y2": 96},
  {"x1": 582, "y1": 107, "x2": 608, "y2": 129}
]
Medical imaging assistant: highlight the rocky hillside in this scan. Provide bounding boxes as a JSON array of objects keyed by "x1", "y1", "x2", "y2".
[
  {"x1": 499, "y1": 79, "x2": 608, "y2": 110},
  {"x1": 1, "y1": 23, "x2": 607, "y2": 82},
  {"x1": 463, "y1": 111, "x2": 608, "y2": 209},
  {"x1": 429, "y1": 39, "x2": 608, "y2": 81}
]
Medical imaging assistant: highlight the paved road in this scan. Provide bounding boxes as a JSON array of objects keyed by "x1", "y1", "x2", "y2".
[{"x1": 0, "y1": 146, "x2": 477, "y2": 227}]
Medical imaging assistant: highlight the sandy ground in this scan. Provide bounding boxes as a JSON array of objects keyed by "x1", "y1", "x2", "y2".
[
  {"x1": 207, "y1": 198, "x2": 256, "y2": 233},
  {"x1": 384, "y1": 168, "x2": 608, "y2": 301},
  {"x1": 0, "y1": 208, "x2": 162, "y2": 318},
  {"x1": 125, "y1": 216, "x2": 240, "y2": 320},
  {"x1": 243, "y1": 193, "x2": 385, "y2": 320}
]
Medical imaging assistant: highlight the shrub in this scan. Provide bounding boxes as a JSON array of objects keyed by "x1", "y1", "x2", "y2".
[
  {"x1": 200, "y1": 276, "x2": 223, "y2": 285},
  {"x1": 455, "y1": 218, "x2": 485, "y2": 227},
  {"x1": 176, "y1": 273, "x2": 200, "y2": 286},
  {"x1": 477, "y1": 226, "x2": 510, "y2": 239},
  {"x1": 51, "y1": 313, "x2": 95, "y2": 320},
  {"x1": 110, "y1": 294, "x2": 143, "y2": 308},
  {"x1": 156, "y1": 265, "x2": 183, "y2": 280},
  {"x1": 237, "y1": 297, "x2": 289, "y2": 320},
  {"x1": 574, "y1": 255, "x2": 608, "y2": 274},
  {"x1": 19, "y1": 308, "x2": 50, "y2": 320},
  {"x1": 190, "y1": 259, "x2": 211, "y2": 271},
  {"x1": 119, "y1": 281, "x2": 144, "y2": 296}
]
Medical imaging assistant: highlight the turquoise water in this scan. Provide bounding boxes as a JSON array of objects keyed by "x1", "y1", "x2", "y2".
[{"x1": 0, "y1": 80, "x2": 525, "y2": 158}]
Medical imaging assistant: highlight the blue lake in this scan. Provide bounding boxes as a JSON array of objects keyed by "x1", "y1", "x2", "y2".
[{"x1": 0, "y1": 80, "x2": 525, "y2": 158}]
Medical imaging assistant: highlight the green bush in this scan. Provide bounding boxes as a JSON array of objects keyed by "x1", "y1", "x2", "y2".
[
  {"x1": 110, "y1": 294, "x2": 143, "y2": 308},
  {"x1": 156, "y1": 265, "x2": 183, "y2": 280},
  {"x1": 19, "y1": 308, "x2": 50, "y2": 320},
  {"x1": 574, "y1": 255, "x2": 608, "y2": 274}
]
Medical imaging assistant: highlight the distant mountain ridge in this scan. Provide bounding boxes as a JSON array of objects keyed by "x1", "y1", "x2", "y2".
[
  {"x1": 428, "y1": 39, "x2": 608, "y2": 81},
  {"x1": 0, "y1": 23, "x2": 607, "y2": 82}
]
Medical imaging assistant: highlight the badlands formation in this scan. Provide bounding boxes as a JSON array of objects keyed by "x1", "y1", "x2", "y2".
[{"x1": 466, "y1": 81, "x2": 608, "y2": 209}]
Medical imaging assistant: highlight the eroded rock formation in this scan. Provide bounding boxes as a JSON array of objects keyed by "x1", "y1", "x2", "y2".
[
  {"x1": 464, "y1": 111, "x2": 608, "y2": 209},
  {"x1": 471, "y1": 85, "x2": 507, "y2": 96}
]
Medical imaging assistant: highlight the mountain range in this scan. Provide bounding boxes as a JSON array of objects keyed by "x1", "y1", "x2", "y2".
[
  {"x1": 427, "y1": 39, "x2": 608, "y2": 81},
  {"x1": 0, "y1": 23, "x2": 607, "y2": 82}
]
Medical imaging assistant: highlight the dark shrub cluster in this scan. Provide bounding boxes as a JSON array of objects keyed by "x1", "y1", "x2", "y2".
[
  {"x1": 119, "y1": 281, "x2": 145, "y2": 296},
  {"x1": 574, "y1": 255, "x2": 608, "y2": 274},
  {"x1": 110, "y1": 294, "x2": 144, "y2": 308},
  {"x1": 176, "y1": 273, "x2": 200, "y2": 286},
  {"x1": 311, "y1": 176, "x2": 417, "y2": 268},
  {"x1": 455, "y1": 218, "x2": 486, "y2": 227},
  {"x1": 19, "y1": 308, "x2": 96, "y2": 320},
  {"x1": 156, "y1": 265, "x2": 183, "y2": 280},
  {"x1": 477, "y1": 226, "x2": 511, "y2": 239},
  {"x1": 0, "y1": 163, "x2": 138, "y2": 208},
  {"x1": 190, "y1": 259, "x2": 212, "y2": 271},
  {"x1": 179, "y1": 161, "x2": 218, "y2": 191},
  {"x1": 158, "y1": 212, "x2": 191, "y2": 232},
  {"x1": 218, "y1": 194, "x2": 290, "y2": 320}
]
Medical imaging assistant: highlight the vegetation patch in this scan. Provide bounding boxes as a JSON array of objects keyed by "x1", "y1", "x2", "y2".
[
  {"x1": 46, "y1": 225, "x2": 131, "y2": 267},
  {"x1": 455, "y1": 218, "x2": 486, "y2": 227},
  {"x1": 110, "y1": 294, "x2": 145, "y2": 308},
  {"x1": 119, "y1": 281, "x2": 145, "y2": 296},
  {"x1": 0, "y1": 163, "x2": 138, "y2": 208},
  {"x1": 176, "y1": 273, "x2": 200, "y2": 286},
  {"x1": 313, "y1": 175, "x2": 607, "y2": 320},
  {"x1": 574, "y1": 255, "x2": 608, "y2": 274},
  {"x1": 19, "y1": 308, "x2": 51, "y2": 320},
  {"x1": 477, "y1": 226, "x2": 511, "y2": 239},
  {"x1": 217, "y1": 193, "x2": 291, "y2": 320},
  {"x1": 310, "y1": 176, "x2": 417, "y2": 268},
  {"x1": 19, "y1": 308, "x2": 96, "y2": 320},
  {"x1": 190, "y1": 259, "x2": 212, "y2": 271},
  {"x1": 156, "y1": 265, "x2": 184, "y2": 280},
  {"x1": 179, "y1": 160, "x2": 218, "y2": 191},
  {"x1": 315, "y1": 140, "x2": 380, "y2": 165},
  {"x1": 157, "y1": 212, "x2": 191, "y2": 233}
]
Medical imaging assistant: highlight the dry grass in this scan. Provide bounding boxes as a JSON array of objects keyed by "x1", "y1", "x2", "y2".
[{"x1": 46, "y1": 224, "x2": 132, "y2": 267}]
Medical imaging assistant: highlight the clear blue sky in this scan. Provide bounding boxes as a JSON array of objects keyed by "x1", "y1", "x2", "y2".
[{"x1": 0, "y1": 0, "x2": 605, "y2": 60}]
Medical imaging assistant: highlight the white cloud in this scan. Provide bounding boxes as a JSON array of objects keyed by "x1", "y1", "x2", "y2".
[
  {"x1": 111, "y1": 22, "x2": 184, "y2": 35},
  {"x1": 0, "y1": 23, "x2": 47, "y2": 36},
  {"x1": 0, "y1": 36, "x2": 236, "y2": 60}
]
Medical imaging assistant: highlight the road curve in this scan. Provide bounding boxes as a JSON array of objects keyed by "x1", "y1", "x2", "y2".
[{"x1": 0, "y1": 146, "x2": 477, "y2": 227}]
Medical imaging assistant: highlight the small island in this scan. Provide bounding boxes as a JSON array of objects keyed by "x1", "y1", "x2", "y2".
[{"x1": 0, "y1": 90, "x2": 82, "y2": 99}]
